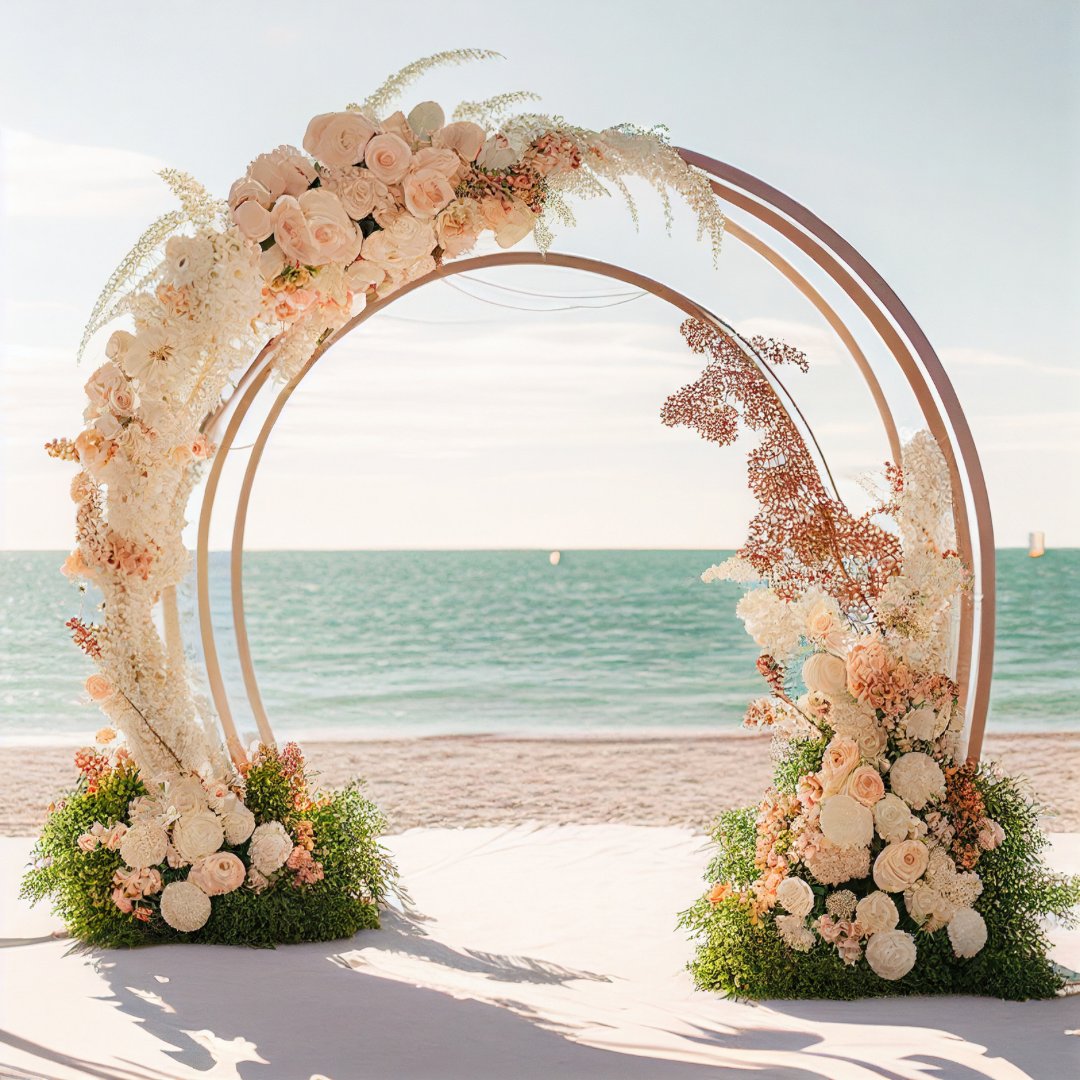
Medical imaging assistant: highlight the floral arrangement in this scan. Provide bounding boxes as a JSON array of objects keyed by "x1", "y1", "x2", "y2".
[
  {"x1": 22, "y1": 738, "x2": 393, "y2": 946},
  {"x1": 30, "y1": 51, "x2": 728, "y2": 946},
  {"x1": 671, "y1": 320, "x2": 1080, "y2": 999}
]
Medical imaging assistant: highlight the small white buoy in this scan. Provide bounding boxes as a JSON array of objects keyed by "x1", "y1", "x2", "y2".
[
  {"x1": 1028, "y1": 531, "x2": 1045, "y2": 558},
  {"x1": 549, "y1": 550, "x2": 561, "y2": 566}
]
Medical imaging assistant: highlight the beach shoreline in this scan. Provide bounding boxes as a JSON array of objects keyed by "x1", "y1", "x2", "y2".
[{"x1": 2, "y1": 730, "x2": 1077, "y2": 836}]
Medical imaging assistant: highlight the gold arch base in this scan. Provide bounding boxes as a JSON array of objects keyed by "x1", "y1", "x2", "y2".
[{"x1": 195, "y1": 150, "x2": 995, "y2": 767}]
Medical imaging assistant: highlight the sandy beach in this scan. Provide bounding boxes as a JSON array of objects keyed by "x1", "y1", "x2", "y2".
[{"x1": 3, "y1": 731, "x2": 1078, "y2": 836}]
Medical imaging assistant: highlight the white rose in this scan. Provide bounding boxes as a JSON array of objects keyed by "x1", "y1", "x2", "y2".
[
  {"x1": 873, "y1": 840, "x2": 930, "y2": 892},
  {"x1": 901, "y1": 705, "x2": 943, "y2": 742},
  {"x1": 303, "y1": 111, "x2": 376, "y2": 168},
  {"x1": 119, "y1": 823, "x2": 168, "y2": 869},
  {"x1": 164, "y1": 777, "x2": 208, "y2": 818},
  {"x1": 775, "y1": 876, "x2": 815, "y2": 917},
  {"x1": 819, "y1": 794, "x2": 874, "y2": 848},
  {"x1": 853, "y1": 720, "x2": 889, "y2": 760},
  {"x1": 221, "y1": 801, "x2": 256, "y2": 845},
  {"x1": 172, "y1": 810, "x2": 225, "y2": 862},
  {"x1": 874, "y1": 793, "x2": 914, "y2": 842},
  {"x1": 105, "y1": 330, "x2": 135, "y2": 365},
  {"x1": 364, "y1": 132, "x2": 412, "y2": 183},
  {"x1": 159, "y1": 880, "x2": 212, "y2": 933},
  {"x1": 855, "y1": 891, "x2": 899, "y2": 934},
  {"x1": 802, "y1": 652, "x2": 848, "y2": 697},
  {"x1": 865, "y1": 929, "x2": 917, "y2": 980},
  {"x1": 889, "y1": 752, "x2": 946, "y2": 810},
  {"x1": 407, "y1": 101, "x2": 445, "y2": 139},
  {"x1": 947, "y1": 907, "x2": 988, "y2": 958},
  {"x1": 248, "y1": 821, "x2": 293, "y2": 874}
]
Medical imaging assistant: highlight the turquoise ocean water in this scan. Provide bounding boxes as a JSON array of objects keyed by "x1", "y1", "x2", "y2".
[{"x1": 0, "y1": 549, "x2": 1076, "y2": 742}]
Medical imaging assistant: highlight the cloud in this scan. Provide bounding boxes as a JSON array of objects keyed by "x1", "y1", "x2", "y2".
[{"x1": 940, "y1": 346, "x2": 1080, "y2": 379}]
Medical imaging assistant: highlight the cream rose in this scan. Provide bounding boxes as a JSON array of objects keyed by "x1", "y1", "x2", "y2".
[
  {"x1": 865, "y1": 929, "x2": 917, "y2": 980},
  {"x1": 362, "y1": 220, "x2": 436, "y2": 272},
  {"x1": 346, "y1": 258, "x2": 387, "y2": 294},
  {"x1": 775, "y1": 876, "x2": 815, "y2": 917},
  {"x1": 889, "y1": 752, "x2": 946, "y2": 810},
  {"x1": 905, "y1": 883, "x2": 954, "y2": 930},
  {"x1": 233, "y1": 199, "x2": 274, "y2": 242},
  {"x1": 248, "y1": 146, "x2": 316, "y2": 199},
  {"x1": 120, "y1": 822, "x2": 168, "y2": 869},
  {"x1": 165, "y1": 777, "x2": 207, "y2": 818},
  {"x1": 271, "y1": 189, "x2": 363, "y2": 266},
  {"x1": 303, "y1": 111, "x2": 376, "y2": 167},
  {"x1": 160, "y1": 880, "x2": 212, "y2": 933},
  {"x1": 407, "y1": 101, "x2": 445, "y2": 139},
  {"x1": 221, "y1": 801, "x2": 256, "y2": 846},
  {"x1": 188, "y1": 851, "x2": 246, "y2": 896},
  {"x1": 845, "y1": 764, "x2": 886, "y2": 807},
  {"x1": 248, "y1": 821, "x2": 293, "y2": 874},
  {"x1": 873, "y1": 839, "x2": 930, "y2": 892},
  {"x1": 855, "y1": 891, "x2": 899, "y2": 934},
  {"x1": 874, "y1": 793, "x2": 913, "y2": 842},
  {"x1": 322, "y1": 167, "x2": 387, "y2": 220},
  {"x1": 364, "y1": 133, "x2": 412, "y2": 183},
  {"x1": 105, "y1": 330, "x2": 135, "y2": 365},
  {"x1": 802, "y1": 652, "x2": 848, "y2": 697},
  {"x1": 853, "y1": 720, "x2": 888, "y2": 760},
  {"x1": 947, "y1": 907, "x2": 988, "y2": 958},
  {"x1": 818, "y1": 736, "x2": 860, "y2": 797},
  {"x1": 819, "y1": 794, "x2": 874, "y2": 847},
  {"x1": 172, "y1": 810, "x2": 225, "y2": 862},
  {"x1": 228, "y1": 176, "x2": 272, "y2": 211},
  {"x1": 379, "y1": 110, "x2": 413, "y2": 144},
  {"x1": 402, "y1": 167, "x2": 456, "y2": 219},
  {"x1": 432, "y1": 120, "x2": 486, "y2": 161}
]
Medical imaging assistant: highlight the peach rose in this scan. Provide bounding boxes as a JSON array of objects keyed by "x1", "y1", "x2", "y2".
[
  {"x1": 802, "y1": 652, "x2": 848, "y2": 697},
  {"x1": 228, "y1": 176, "x2": 273, "y2": 211},
  {"x1": 233, "y1": 199, "x2": 274, "y2": 242},
  {"x1": 111, "y1": 888, "x2": 134, "y2": 914},
  {"x1": 435, "y1": 198, "x2": 482, "y2": 257},
  {"x1": 818, "y1": 735, "x2": 860, "y2": 797},
  {"x1": 188, "y1": 851, "x2": 246, "y2": 896},
  {"x1": 345, "y1": 258, "x2": 387, "y2": 294},
  {"x1": 407, "y1": 101, "x2": 445, "y2": 139},
  {"x1": 479, "y1": 195, "x2": 536, "y2": 248},
  {"x1": 379, "y1": 111, "x2": 414, "y2": 145},
  {"x1": 412, "y1": 146, "x2": 461, "y2": 180},
  {"x1": 271, "y1": 189, "x2": 363, "y2": 266},
  {"x1": 477, "y1": 132, "x2": 522, "y2": 170},
  {"x1": 364, "y1": 133, "x2": 412, "y2": 184},
  {"x1": 303, "y1": 111, "x2": 376, "y2": 168},
  {"x1": 248, "y1": 146, "x2": 316, "y2": 199},
  {"x1": 872, "y1": 839, "x2": 929, "y2": 892},
  {"x1": 77, "y1": 832, "x2": 99, "y2": 852},
  {"x1": 402, "y1": 167, "x2": 455, "y2": 219},
  {"x1": 845, "y1": 764, "x2": 885, "y2": 806},
  {"x1": 104, "y1": 823, "x2": 128, "y2": 851},
  {"x1": 85, "y1": 674, "x2": 113, "y2": 702},
  {"x1": 432, "y1": 121, "x2": 486, "y2": 162}
]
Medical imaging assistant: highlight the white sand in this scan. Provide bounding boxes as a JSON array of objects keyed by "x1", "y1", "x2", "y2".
[{"x1": 1, "y1": 826, "x2": 1078, "y2": 1079}]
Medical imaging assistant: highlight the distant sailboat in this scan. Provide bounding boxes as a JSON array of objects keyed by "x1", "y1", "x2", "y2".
[
  {"x1": 549, "y1": 550, "x2": 561, "y2": 566},
  {"x1": 1028, "y1": 532, "x2": 1046, "y2": 558}
]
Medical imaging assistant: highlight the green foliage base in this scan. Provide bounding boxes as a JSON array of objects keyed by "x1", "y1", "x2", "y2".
[
  {"x1": 679, "y1": 770, "x2": 1080, "y2": 1001},
  {"x1": 20, "y1": 763, "x2": 396, "y2": 949}
]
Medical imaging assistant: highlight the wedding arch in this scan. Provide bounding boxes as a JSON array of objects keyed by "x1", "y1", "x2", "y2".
[{"x1": 25, "y1": 52, "x2": 1077, "y2": 999}]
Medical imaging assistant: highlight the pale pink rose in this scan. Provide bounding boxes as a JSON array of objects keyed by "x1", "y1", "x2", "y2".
[
  {"x1": 233, "y1": 199, "x2": 274, "y2": 242},
  {"x1": 321, "y1": 167, "x2": 387, "y2": 220},
  {"x1": 303, "y1": 111, "x2": 377, "y2": 167},
  {"x1": 188, "y1": 851, "x2": 246, "y2": 896},
  {"x1": 364, "y1": 133, "x2": 412, "y2": 183},
  {"x1": 845, "y1": 764, "x2": 886, "y2": 807},
  {"x1": 435, "y1": 198, "x2": 482, "y2": 257},
  {"x1": 228, "y1": 176, "x2": 273, "y2": 211},
  {"x1": 977, "y1": 819, "x2": 1005, "y2": 851},
  {"x1": 107, "y1": 382, "x2": 138, "y2": 417},
  {"x1": 345, "y1": 259, "x2": 386, "y2": 294},
  {"x1": 818, "y1": 736, "x2": 861, "y2": 797},
  {"x1": 379, "y1": 111, "x2": 414, "y2": 145},
  {"x1": 85, "y1": 674, "x2": 113, "y2": 702},
  {"x1": 104, "y1": 823, "x2": 128, "y2": 851},
  {"x1": 248, "y1": 146, "x2": 317, "y2": 199},
  {"x1": 402, "y1": 167, "x2": 455, "y2": 219},
  {"x1": 77, "y1": 832, "x2": 99, "y2": 852},
  {"x1": 111, "y1": 887, "x2": 134, "y2": 914},
  {"x1": 407, "y1": 101, "x2": 445, "y2": 139},
  {"x1": 873, "y1": 839, "x2": 930, "y2": 892},
  {"x1": 432, "y1": 121, "x2": 485, "y2": 162},
  {"x1": 104, "y1": 330, "x2": 135, "y2": 365},
  {"x1": 411, "y1": 146, "x2": 461, "y2": 180},
  {"x1": 83, "y1": 362, "x2": 125, "y2": 414},
  {"x1": 271, "y1": 190, "x2": 363, "y2": 266},
  {"x1": 480, "y1": 195, "x2": 536, "y2": 248}
]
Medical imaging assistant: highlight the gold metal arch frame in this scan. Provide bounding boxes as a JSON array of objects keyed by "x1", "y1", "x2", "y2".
[{"x1": 196, "y1": 150, "x2": 995, "y2": 766}]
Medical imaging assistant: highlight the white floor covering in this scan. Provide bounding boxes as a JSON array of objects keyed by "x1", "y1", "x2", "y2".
[{"x1": 1, "y1": 827, "x2": 1077, "y2": 1080}]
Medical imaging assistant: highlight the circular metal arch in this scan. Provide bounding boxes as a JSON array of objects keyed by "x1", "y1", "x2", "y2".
[{"x1": 196, "y1": 150, "x2": 995, "y2": 765}]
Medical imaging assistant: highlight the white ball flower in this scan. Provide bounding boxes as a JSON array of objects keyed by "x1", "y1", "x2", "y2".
[
  {"x1": 172, "y1": 810, "x2": 225, "y2": 862},
  {"x1": 248, "y1": 821, "x2": 293, "y2": 874},
  {"x1": 160, "y1": 880, "x2": 212, "y2": 932},
  {"x1": 119, "y1": 822, "x2": 168, "y2": 869},
  {"x1": 855, "y1": 891, "x2": 899, "y2": 934},
  {"x1": 775, "y1": 876, "x2": 815, "y2": 917},
  {"x1": 865, "y1": 929, "x2": 917, "y2": 980},
  {"x1": 889, "y1": 752, "x2": 946, "y2": 810},
  {"x1": 819, "y1": 795, "x2": 874, "y2": 848},
  {"x1": 221, "y1": 802, "x2": 256, "y2": 845},
  {"x1": 947, "y1": 907, "x2": 988, "y2": 958},
  {"x1": 874, "y1": 793, "x2": 914, "y2": 842}
]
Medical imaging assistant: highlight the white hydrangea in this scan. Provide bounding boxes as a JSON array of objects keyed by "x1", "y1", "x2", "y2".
[{"x1": 735, "y1": 588, "x2": 804, "y2": 659}]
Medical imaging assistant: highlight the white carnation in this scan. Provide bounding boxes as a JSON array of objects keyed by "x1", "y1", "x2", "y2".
[
  {"x1": 248, "y1": 821, "x2": 293, "y2": 874},
  {"x1": 889, "y1": 752, "x2": 946, "y2": 810},
  {"x1": 775, "y1": 876, "x2": 815, "y2": 917},
  {"x1": 160, "y1": 880, "x2": 212, "y2": 933},
  {"x1": 865, "y1": 929, "x2": 917, "y2": 980},
  {"x1": 172, "y1": 810, "x2": 225, "y2": 862},
  {"x1": 819, "y1": 795, "x2": 874, "y2": 848},
  {"x1": 119, "y1": 822, "x2": 168, "y2": 869},
  {"x1": 947, "y1": 907, "x2": 988, "y2": 958}
]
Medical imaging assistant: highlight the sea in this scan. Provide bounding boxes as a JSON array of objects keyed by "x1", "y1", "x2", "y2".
[{"x1": 0, "y1": 549, "x2": 1076, "y2": 744}]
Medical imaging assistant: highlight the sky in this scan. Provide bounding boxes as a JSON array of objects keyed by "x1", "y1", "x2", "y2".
[{"x1": 1, "y1": 0, "x2": 1077, "y2": 550}]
